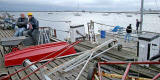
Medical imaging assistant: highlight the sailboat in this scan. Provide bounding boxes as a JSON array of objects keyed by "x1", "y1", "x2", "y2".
[
  {"x1": 102, "y1": 13, "x2": 109, "y2": 16},
  {"x1": 74, "y1": 12, "x2": 81, "y2": 16},
  {"x1": 126, "y1": 14, "x2": 132, "y2": 17},
  {"x1": 74, "y1": 0, "x2": 81, "y2": 16}
]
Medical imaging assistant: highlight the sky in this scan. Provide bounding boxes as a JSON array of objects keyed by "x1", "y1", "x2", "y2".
[{"x1": 0, "y1": 0, "x2": 160, "y2": 11}]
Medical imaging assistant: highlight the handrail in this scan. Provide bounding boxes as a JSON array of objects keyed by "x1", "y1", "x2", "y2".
[
  {"x1": 98, "y1": 61, "x2": 160, "y2": 80},
  {"x1": 93, "y1": 21, "x2": 160, "y2": 34}
]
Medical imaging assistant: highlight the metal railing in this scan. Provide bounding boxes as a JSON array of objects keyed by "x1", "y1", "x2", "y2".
[{"x1": 91, "y1": 61, "x2": 160, "y2": 80}]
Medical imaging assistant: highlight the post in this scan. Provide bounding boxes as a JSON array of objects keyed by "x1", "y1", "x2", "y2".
[
  {"x1": 140, "y1": 0, "x2": 144, "y2": 33},
  {"x1": 54, "y1": 29, "x2": 57, "y2": 38},
  {"x1": 90, "y1": 20, "x2": 95, "y2": 43},
  {"x1": 87, "y1": 23, "x2": 91, "y2": 41},
  {"x1": 93, "y1": 21, "x2": 96, "y2": 42}
]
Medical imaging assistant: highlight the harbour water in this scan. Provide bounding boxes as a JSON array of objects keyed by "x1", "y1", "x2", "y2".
[{"x1": 1, "y1": 12, "x2": 160, "y2": 40}]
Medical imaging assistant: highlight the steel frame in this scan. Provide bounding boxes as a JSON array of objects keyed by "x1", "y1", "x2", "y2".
[{"x1": 97, "y1": 61, "x2": 160, "y2": 80}]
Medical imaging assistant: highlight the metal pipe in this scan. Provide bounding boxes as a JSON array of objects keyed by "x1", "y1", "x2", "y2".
[
  {"x1": 57, "y1": 51, "x2": 87, "y2": 59},
  {"x1": 63, "y1": 43, "x2": 118, "y2": 72},
  {"x1": 140, "y1": 0, "x2": 144, "y2": 33},
  {"x1": 23, "y1": 59, "x2": 51, "y2": 80},
  {"x1": 47, "y1": 39, "x2": 117, "y2": 75},
  {"x1": 75, "y1": 50, "x2": 94, "y2": 80},
  {"x1": 21, "y1": 41, "x2": 81, "y2": 80},
  {"x1": 98, "y1": 62, "x2": 102, "y2": 80},
  {"x1": 101, "y1": 73, "x2": 152, "y2": 80},
  {"x1": 122, "y1": 63, "x2": 132, "y2": 80},
  {"x1": 152, "y1": 73, "x2": 160, "y2": 80},
  {"x1": 99, "y1": 61, "x2": 160, "y2": 65},
  {"x1": 39, "y1": 51, "x2": 87, "y2": 63},
  {"x1": 47, "y1": 50, "x2": 91, "y2": 75},
  {"x1": 65, "y1": 55, "x2": 90, "y2": 70}
]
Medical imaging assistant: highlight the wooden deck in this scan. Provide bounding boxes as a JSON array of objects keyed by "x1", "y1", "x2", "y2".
[
  {"x1": 0, "y1": 29, "x2": 93, "y2": 80},
  {"x1": 0, "y1": 29, "x2": 160, "y2": 80}
]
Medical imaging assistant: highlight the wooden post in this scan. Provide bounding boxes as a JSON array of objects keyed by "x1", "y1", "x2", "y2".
[
  {"x1": 54, "y1": 29, "x2": 57, "y2": 38},
  {"x1": 90, "y1": 20, "x2": 96, "y2": 42},
  {"x1": 87, "y1": 23, "x2": 90, "y2": 41},
  {"x1": 93, "y1": 21, "x2": 96, "y2": 42}
]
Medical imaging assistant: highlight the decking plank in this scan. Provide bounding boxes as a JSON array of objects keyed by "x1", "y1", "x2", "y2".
[
  {"x1": 57, "y1": 58, "x2": 78, "y2": 80},
  {"x1": 0, "y1": 50, "x2": 8, "y2": 75},
  {"x1": 43, "y1": 63, "x2": 56, "y2": 79},
  {"x1": 3, "y1": 30, "x2": 12, "y2": 37},
  {"x1": 8, "y1": 67, "x2": 20, "y2": 80},
  {"x1": 7, "y1": 30, "x2": 14, "y2": 37},
  {"x1": 62, "y1": 57, "x2": 89, "y2": 80},
  {"x1": 47, "y1": 60, "x2": 67, "y2": 80},
  {"x1": 0, "y1": 30, "x2": 5, "y2": 38},
  {"x1": 24, "y1": 68, "x2": 40, "y2": 80},
  {"x1": 28, "y1": 63, "x2": 45, "y2": 80},
  {"x1": 14, "y1": 66, "x2": 30, "y2": 80},
  {"x1": 1, "y1": 30, "x2": 8, "y2": 38}
]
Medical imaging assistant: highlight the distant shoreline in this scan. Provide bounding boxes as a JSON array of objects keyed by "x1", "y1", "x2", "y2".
[{"x1": 0, "y1": 11, "x2": 160, "y2": 14}]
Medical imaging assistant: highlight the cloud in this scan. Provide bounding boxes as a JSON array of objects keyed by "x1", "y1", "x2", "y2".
[{"x1": 0, "y1": 0, "x2": 159, "y2": 11}]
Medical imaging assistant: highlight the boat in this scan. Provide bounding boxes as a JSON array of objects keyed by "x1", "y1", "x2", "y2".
[
  {"x1": 102, "y1": 13, "x2": 109, "y2": 16},
  {"x1": 74, "y1": 12, "x2": 81, "y2": 16},
  {"x1": 5, "y1": 41, "x2": 76, "y2": 67},
  {"x1": 116, "y1": 12, "x2": 121, "y2": 14},
  {"x1": 74, "y1": 0, "x2": 82, "y2": 16},
  {"x1": 126, "y1": 14, "x2": 132, "y2": 17},
  {"x1": 82, "y1": 10, "x2": 85, "y2": 13},
  {"x1": 48, "y1": 12, "x2": 53, "y2": 14}
]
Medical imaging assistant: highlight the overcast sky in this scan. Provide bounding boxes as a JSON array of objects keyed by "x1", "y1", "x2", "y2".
[{"x1": 0, "y1": 0, "x2": 160, "y2": 11}]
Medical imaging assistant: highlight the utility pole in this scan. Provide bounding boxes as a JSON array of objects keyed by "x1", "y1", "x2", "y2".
[{"x1": 140, "y1": 0, "x2": 144, "y2": 33}]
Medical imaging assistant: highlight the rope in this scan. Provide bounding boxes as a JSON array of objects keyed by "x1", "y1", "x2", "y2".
[
  {"x1": 38, "y1": 18, "x2": 71, "y2": 23},
  {"x1": 94, "y1": 21, "x2": 114, "y2": 27},
  {"x1": 93, "y1": 21, "x2": 139, "y2": 33}
]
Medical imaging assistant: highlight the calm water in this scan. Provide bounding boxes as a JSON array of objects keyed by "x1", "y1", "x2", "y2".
[{"x1": 3, "y1": 12, "x2": 160, "y2": 40}]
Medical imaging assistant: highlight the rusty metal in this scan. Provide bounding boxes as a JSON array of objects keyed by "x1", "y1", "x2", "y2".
[{"x1": 96, "y1": 61, "x2": 160, "y2": 80}]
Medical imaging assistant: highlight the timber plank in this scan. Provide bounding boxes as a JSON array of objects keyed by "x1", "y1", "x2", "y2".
[
  {"x1": 3, "y1": 30, "x2": 12, "y2": 37},
  {"x1": 48, "y1": 60, "x2": 67, "y2": 80},
  {"x1": 0, "y1": 30, "x2": 5, "y2": 38},
  {"x1": 57, "y1": 58, "x2": 78, "y2": 80},
  {"x1": 8, "y1": 67, "x2": 20, "y2": 80},
  {"x1": 1, "y1": 30, "x2": 8, "y2": 38},
  {"x1": 14, "y1": 66, "x2": 30, "y2": 80}
]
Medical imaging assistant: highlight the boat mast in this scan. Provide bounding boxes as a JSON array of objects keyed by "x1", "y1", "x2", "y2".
[
  {"x1": 77, "y1": 0, "x2": 79, "y2": 11},
  {"x1": 140, "y1": 0, "x2": 144, "y2": 33}
]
